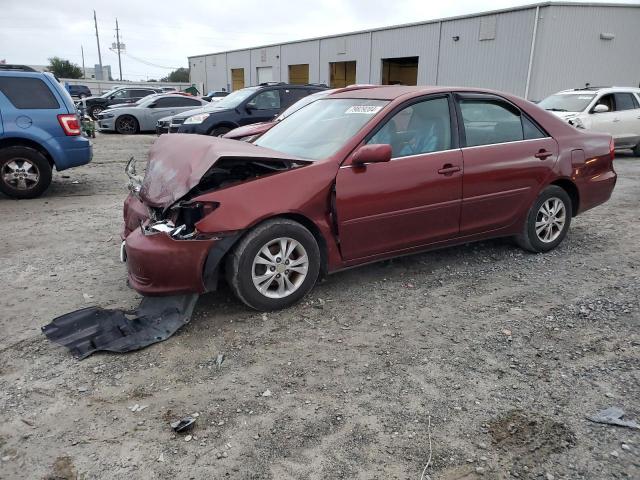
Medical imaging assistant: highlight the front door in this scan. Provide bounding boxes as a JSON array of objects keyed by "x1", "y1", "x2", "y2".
[
  {"x1": 336, "y1": 96, "x2": 463, "y2": 261},
  {"x1": 456, "y1": 94, "x2": 559, "y2": 235},
  {"x1": 242, "y1": 89, "x2": 281, "y2": 125}
]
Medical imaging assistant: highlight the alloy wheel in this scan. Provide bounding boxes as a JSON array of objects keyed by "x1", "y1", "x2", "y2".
[
  {"x1": 117, "y1": 117, "x2": 137, "y2": 134},
  {"x1": 535, "y1": 197, "x2": 566, "y2": 243},
  {"x1": 1, "y1": 159, "x2": 40, "y2": 191},
  {"x1": 251, "y1": 237, "x2": 309, "y2": 298}
]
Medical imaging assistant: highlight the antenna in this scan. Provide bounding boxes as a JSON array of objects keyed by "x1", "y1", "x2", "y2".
[{"x1": 94, "y1": 11, "x2": 103, "y2": 80}]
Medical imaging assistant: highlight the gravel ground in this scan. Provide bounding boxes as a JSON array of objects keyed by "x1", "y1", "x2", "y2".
[{"x1": 0, "y1": 133, "x2": 638, "y2": 480}]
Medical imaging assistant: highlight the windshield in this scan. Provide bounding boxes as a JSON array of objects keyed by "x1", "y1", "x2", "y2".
[
  {"x1": 205, "y1": 87, "x2": 257, "y2": 110},
  {"x1": 254, "y1": 98, "x2": 389, "y2": 160},
  {"x1": 275, "y1": 90, "x2": 331, "y2": 121},
  {"x1": 538, "y1": 93, "x2": 595, "y2": 112}
]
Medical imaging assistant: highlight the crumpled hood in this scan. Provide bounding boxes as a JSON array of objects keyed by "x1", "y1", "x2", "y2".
[
  {"x1": 223, "y1": 121, "x2": 275, "y2": 139},
  {"x1": 140, "y1": 134, "x2": 309, "y2": 208}
]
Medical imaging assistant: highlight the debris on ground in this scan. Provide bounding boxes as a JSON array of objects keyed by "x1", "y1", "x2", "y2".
[
  {"x1": 170, "y1": 416, "x2": 196, "y2": 433},
  {"x1": 216, "y1": 353, "x2": 225, "y2": 369},
  {"x1": 261, "y1": 389, "x2": 272, "y2": 397},
  {"x1": 42, "y1": 294, "x2": 199, "y2": 359},
  {"x1": 129, "y1": 404, "x2": 148, "y2": 412},
  {"x1": 586, "y1": 407, "x2": 640, "y2": 430}
]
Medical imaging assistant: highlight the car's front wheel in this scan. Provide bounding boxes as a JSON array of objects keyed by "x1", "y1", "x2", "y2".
[
  {"x1": 0, "y1": 146, "x2": 52, "y2": 199},
  {"x1": 115, "y1": 115, "x2": 139, "y2": 135},
  {"x1": 226, "y1": 219, "x2": 321, "y2": 311},
  {"x1": 210, "y1": 126, "x2": 231, "y2": 137},
  {"x1": 516, "y1": 185, "x2": 572, "y2": 253},
  {"x1": 88, "y1": 105, "x2": 104, "y2": 120}
]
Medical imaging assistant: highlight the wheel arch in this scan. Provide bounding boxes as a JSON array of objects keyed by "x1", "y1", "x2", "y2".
[
  {"x1": 0, "y1": 137, "x2": 55, "y2": 168},
  {"x1": 549, "y1": 178, "x2": 580, "y2": 216},
  {"x1": 207, "y1": 122, "x2": 239, "y2": 135}
]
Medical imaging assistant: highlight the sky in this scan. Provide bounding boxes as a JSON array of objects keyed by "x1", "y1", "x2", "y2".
[{"x1": 0, "y1": 0, "x2": 635, "y2": 81}]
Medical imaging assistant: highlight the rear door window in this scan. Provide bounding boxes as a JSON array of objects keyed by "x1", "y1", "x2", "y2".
[
  {"x1": 459, "y1": 99, "x2": 524, "y2": 146},
  {"x1": 0, "y1": 76, "x2": 60, "y2": 109},
  {"x1": 614, "y1": 93, "x2": 637, "y2": 111},
  {"x1": 280, "y1": 88, "x2": 309, "y2": 108}
]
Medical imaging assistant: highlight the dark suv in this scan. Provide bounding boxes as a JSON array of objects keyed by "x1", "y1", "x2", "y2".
[
  {"x1": 172, "y1": 83, "x2": 327, "y2": 136},
  {"x1": 67, "y1": 84, "x2": 92, "y2": 99},
  {"x1": 81, "y1": 86, "x2": 162, "y2": 119}
]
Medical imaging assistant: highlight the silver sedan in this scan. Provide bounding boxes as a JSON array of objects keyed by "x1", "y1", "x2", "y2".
[{"x1": 96, "y1": 95, "x2": 207, "y2": 134}]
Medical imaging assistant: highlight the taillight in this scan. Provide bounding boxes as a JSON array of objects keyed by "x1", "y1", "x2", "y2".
[{"x1": 57, "y1": 114, "x2": 81, "y2": 136}]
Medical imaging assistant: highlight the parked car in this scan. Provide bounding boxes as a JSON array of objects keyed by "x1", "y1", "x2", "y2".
[
  {"x1": 223, "y1": 85, "x2": 378, "y2": 141},
  {"x1": 0, "y1": 65, "x2": 92, "y2": 198},
  {"x1": 156, "y1": 115, "x2": 172, "y2": 135},
  {"x1": 96, "y1": 94, "x2": 207, "y2": 134},
  {"x1": 80, "y1": 86, "x2": 163, "y2": 120},
  {"x1": 170, "y1": 83, "x2": 328, "y2": 136},
  {"x1": 203, "y1": 90, "x2": 229, "y2": 102},
  {"x1": 160, "y1": 87, "x2": 177, "y2": 93},
  {"x1": 121, "y1": 86, "x2": 616, "y2": 311},
  {"x1": 539, "y1": 86, "x2": 640, "y2": 154},
  {"x1": 67, "y1": 84, "x2": 92, "y2": 99}
]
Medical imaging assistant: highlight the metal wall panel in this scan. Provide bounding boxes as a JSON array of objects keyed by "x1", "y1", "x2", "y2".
[
  {"x1": 370, "y1": 24, "x2": 440, "y2": 84},
  {"x1": 437, "y1": 8, "x2": 536, "y2": 96},
  {"x1": 226, "y1": 50, "x2": 251, "y2": 91},
  {"x1": 189, "y1": 56, "x2": 206, "y2": 89},
  {"x1": 280, "y1": 40, "x2": 321, "y2": 83},
  {"x1": 204, "y1": 54, "x2": 228, "y2": 93},
  {"x1": 250, "y1": 46, "x2": 282, "y2": 85},
  {"x1": 529, "y1": 5, "x2": 640, "y2": 100},
  {"x1": 319, "y1": 33, "x2": 371, "y2": 85}
]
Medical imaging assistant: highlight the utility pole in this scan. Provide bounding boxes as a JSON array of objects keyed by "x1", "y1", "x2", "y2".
[
  {"x1": 80, "y1": 46, "x2": 86, "y2": 78},
  {"x1": 93, "y1": 10, "x2": 103, "y2": 80},
  {"x1": 115, "y1": 18, "x2": 123, "y2": 81}
]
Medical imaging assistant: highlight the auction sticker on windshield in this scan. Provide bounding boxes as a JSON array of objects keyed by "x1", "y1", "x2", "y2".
[{"x1": 345, "y1": 106, "x2": 383, "y2": 114}]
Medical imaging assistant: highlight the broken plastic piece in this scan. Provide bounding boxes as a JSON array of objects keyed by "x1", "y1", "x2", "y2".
[
  {"x1": 42, "y1": 294, "x2": 199, "y2": 359},
  {"x1": 586, "y1": 407, "x2": 640, "y2": 430},
  {"x1": 171, "y1": 416, "x2": 196, "y2": 433}
]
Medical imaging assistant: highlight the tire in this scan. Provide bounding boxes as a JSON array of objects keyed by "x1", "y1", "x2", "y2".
[
  {"x1": 88, "y1": 105, "x2": 104, "y2": 120},
  {"x1": 210, "y1": 126, "x2": 231, "y2": 137},
  {"x1": 225, "y1": 219, "x2": 321, "y2": 311},
  {"x1": 0, "y1": 146, "x2": 52, "y2": 199},
  {"x1": 115, "y1": 115, "x2": 139, "y2": 135},
  {"x1": 633, "y1": 143, "x2": 640, "y2": 157},
  {"x1": 515, "y1": 185, "x2": 572, "y2": 253}
]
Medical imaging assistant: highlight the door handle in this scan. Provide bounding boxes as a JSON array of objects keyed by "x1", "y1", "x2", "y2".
[
  {"x1": 534, "y1": 149, "x2": 553, "y2": 160},
  {"x1": 437, "y1": 164, "x2": 461, "y2": 175}
]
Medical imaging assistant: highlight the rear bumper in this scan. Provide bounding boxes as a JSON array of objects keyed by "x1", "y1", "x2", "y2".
[
  {"x1": 51, "y1": 136, "x2": 93, "y2": 171},
  {"x1": 577, "y1": 170, "x2": 617, "y2": 214}
]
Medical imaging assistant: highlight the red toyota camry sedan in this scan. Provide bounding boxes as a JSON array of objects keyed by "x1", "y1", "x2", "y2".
[{"x1": 122, "y1": 86, "x2": 616, "y2": 311}]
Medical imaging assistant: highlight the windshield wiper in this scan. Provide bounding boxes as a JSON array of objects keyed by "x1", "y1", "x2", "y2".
[{"x1": 545, "y1": 108, "x2": 568, "y2": 112}]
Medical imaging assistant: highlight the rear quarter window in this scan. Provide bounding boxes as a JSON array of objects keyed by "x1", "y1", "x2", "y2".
[{"x1": 0, "y1": 76, "x2": 60, "y2": 109}]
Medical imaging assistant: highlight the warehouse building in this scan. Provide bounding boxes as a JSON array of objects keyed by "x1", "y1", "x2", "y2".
[{"x1": 188, "y1": 2, "x2": 640, "y2": 101}]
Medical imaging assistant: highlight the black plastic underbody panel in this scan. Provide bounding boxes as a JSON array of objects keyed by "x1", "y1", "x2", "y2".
[{"x1": 42, "y1": 294, "x2": 199, "y2": 359}]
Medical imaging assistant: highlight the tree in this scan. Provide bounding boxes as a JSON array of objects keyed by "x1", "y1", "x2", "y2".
[
  {"x1": 160, "y1": 67, "x2": 189, "y2": 83},
  {"x1": 47, "y1": 57, "x2": 83, "y2": 79}
]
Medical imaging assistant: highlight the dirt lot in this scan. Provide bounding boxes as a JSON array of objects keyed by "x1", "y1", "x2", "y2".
[{"x1": 1, "y1": 133, "x2": 639, "y2": 480}]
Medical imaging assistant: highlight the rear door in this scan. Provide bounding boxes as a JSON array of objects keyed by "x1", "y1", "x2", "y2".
[
  {"x1": 455, "y1": 93, "x2": 558, "y2": 236},
  {"x1": 336, "y1": 95, "x2": 463, "y2": 260},
  {"x1": 280, "y1": 88, "x2": 311, "y2": 109}
]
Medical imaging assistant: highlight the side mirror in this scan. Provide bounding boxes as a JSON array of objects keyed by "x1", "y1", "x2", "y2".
[
  {"x1": 148, "y1": 102, "x2": 157, "y2": 108},
  {"x1": 593, "y1": 104, "x2": 609, "y2": 113},
  {"x1": 352, "y1": 144, "x2": 392, "y2": 166},
  {"x1": 246, "y1": 102, "x2": 257, "y2": 111}
]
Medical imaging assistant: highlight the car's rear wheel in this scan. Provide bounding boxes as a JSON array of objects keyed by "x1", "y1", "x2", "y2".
[
  {"x1": 225, "y1": 219, "x2": 321, "y2": 311},
  {"x1": 516, "y1": 185, "x2": 572, "y2": 253},
  {"x1": 88, "y1": 105, "x2": 104, "y2": 120},
  {"x1": 0, "y1": 146, "x2": 52, "y2": 199},
  {"x1": 210, "y1": 126, "x2": 231, "y2": 137},
  {"x1": 116, "y1": 115, "x2": 139, "y2": 135}
]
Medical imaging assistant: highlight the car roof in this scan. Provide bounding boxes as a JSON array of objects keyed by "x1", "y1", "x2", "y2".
[{"x1": 557, "y1": 87, "x2": 640, "y2": 95}]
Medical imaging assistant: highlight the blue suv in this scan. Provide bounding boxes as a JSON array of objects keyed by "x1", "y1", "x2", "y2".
[{"x1": 0, "y1": 65, "x2": 92, "y2": 198}]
